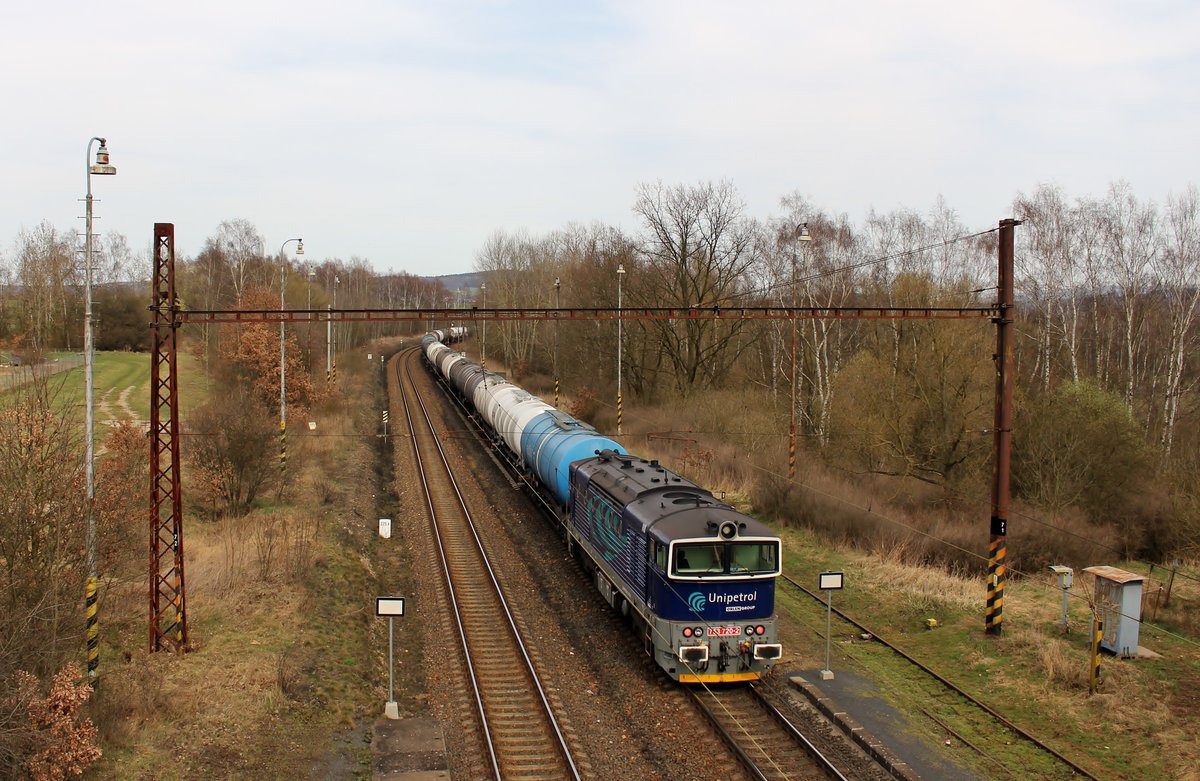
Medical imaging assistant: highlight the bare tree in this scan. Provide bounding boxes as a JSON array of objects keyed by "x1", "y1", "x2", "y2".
[
  {"x1": 1101, "y1": 182, "x2": 1158, "y2": 408},
  {"x1": 1156, "y1": 186, "x2": 1200, "y2": 461},
  {"x1": 633, "y1": 180, "x2": 757, "y2": 395},
  {"x1": 14, "y1": 222, "x2": 76, "y2": 351},
  {"x1": 213, "y1": 218, "x2": 266, "y2": 301},
  {"x1": 1015, "y1": 185, "x2": 1074, "y2": 392}
]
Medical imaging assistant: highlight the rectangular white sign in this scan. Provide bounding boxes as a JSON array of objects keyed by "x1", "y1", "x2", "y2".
[
  {"x1": 376, "y1": 597, "x2": 405, "y2": 616},
  {"x1": 379, "y1": 518, "x2": 392, "y2": 538},
  {"x1": 819, "y1": 571, "x2": 844, "y2": 591}
]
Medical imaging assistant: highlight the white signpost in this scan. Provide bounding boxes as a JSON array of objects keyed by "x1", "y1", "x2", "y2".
[
  {"x1": 376, "y1": 597, "x2": 406, "y2": 719},
  {"x1": 379, "y1": 518, "x2": 392, "y2": 539},
  {"x1": 818, "y1": 571, "x2": 844, "y2": 680}
]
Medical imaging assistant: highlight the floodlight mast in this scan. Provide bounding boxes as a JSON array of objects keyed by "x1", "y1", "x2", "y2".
[{"x1": 84, "y1": 136, "x2": 116, "y2": 687}]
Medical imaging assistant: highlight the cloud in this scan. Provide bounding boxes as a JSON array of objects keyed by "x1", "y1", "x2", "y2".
[{"x1": 2, "y1": 1, "x2": 1197, "y2": 274}]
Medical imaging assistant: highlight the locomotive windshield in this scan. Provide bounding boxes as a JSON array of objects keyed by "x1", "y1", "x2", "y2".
[{"x1": 673, "y1": 541, "x2": 778, "y2": 576}]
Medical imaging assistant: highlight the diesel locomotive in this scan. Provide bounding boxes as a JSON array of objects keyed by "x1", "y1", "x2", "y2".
[{"x1": 421, "y1": 329, "x2": 782, "y2": 683}]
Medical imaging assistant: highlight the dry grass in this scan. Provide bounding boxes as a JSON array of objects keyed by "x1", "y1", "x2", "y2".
[{"x1": 86, "y1": 360, "x2": 387, "y2": 778}]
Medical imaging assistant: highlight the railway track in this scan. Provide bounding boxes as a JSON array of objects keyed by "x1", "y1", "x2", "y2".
[
  {"x1": 781, "y1": 574, "x2": 1099, "y2": 780},
  {"x1": 690, "y1": 684, "x2": 851, "y2": 781},
  {"x1": 398, "y1": 349, "x2": 580, "y2": 781}
]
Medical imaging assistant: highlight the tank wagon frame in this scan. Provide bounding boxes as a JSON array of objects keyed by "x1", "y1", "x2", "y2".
[{"x1": 420, "y1": 330, "x2": 783, "y2": 683}]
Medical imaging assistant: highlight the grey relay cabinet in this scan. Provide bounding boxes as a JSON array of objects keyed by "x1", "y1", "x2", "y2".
[{"x1": 1083, "y1": 566, "x2": 1145, "y2": 658}]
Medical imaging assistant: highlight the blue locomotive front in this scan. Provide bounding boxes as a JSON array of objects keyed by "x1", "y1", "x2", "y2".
[{"x1": 569, "y1": 451, "x2": 782, "y2": 683}]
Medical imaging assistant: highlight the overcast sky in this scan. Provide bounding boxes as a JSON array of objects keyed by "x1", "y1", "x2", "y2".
[{"x1": 3, "y1": 1, "x2": 1198, "y2": 277}]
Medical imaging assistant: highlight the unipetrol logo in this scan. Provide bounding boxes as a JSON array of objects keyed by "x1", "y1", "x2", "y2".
[
  {"x1": 687, "y1": 592, "x2": 708, "y2": 612},
  {"x1": 707, "y1": 592, "x2": 757, "y2": 605}
]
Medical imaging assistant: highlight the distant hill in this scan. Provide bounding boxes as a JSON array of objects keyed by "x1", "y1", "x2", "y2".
[{"x1": 432, "y1": 272, "x2": 482, "y2": 292}]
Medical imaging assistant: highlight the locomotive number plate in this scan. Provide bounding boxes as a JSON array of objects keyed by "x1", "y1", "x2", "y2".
[{"x1": 707, "y1": 626, "x2": 741, "y2": 637}]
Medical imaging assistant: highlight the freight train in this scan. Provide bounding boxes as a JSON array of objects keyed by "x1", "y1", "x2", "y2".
[{"x1": 420, "y1": 329, "x2": 782, "y2": 683}]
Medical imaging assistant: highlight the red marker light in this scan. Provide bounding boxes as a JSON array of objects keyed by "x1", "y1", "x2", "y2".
[
  {"x1": 683, "y1": 627, "x2": 693, "y2": 637},
  {"x1": 755, "y1": 625, "x2": 765, "y2": 635}
]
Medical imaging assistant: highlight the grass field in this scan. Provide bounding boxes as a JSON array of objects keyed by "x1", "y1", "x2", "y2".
[
  {"x1": 2, "y1": 350, "x2": 210, "y2": 439},
  {"x1": 774, "y1": 523, "x2": 1200, "y2": 780}
]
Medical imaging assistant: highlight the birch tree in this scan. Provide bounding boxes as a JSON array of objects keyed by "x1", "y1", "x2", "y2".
[{"x1": 1156, "y1": 186, "x2": 1200, "y2": 461}]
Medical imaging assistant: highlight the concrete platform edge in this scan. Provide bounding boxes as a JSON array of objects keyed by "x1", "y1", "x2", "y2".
[{"x1": 789, "y1": 675, "x2": 923, "y2": 781}]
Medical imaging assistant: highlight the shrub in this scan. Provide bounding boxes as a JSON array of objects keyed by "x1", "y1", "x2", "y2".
[{"x1": 1, "y1": 664, "x2": 101, "y2": 780}]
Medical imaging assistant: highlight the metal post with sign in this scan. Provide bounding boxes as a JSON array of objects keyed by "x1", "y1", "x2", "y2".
[
  {"x1": 1050, "y1": 565, "x2": 1073, "y2": 633},
  {"x1": 382, "y1": 409, "x2": 389, "y2": 440},
  {"x1": 819, "y1": 571, "x2": 843, "y2": 680},
  {"x1": 376, "y1": 596, "x2": 406, "y2": 719}
]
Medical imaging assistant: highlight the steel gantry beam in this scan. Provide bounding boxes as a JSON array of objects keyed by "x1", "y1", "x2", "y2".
[
  {"x1": 149, "y1": 224, "x2": 187, "y2": 654},
  {"x1": 174, "y1": 304, "x2": 996, "y2": 325}
]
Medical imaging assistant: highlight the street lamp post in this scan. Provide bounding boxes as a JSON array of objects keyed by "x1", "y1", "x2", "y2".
[
  {"x1": 279, "y1": 238, "x2": 304, "y2": 486},
  {"x1": 790, "y1": 223, "x2": 811, "y2": 481},
  {"x1": 84, "y1": 136, "x2": 116, "y2": 687},
  {"x1": 616, "y1": 263, "x2": 626, "y2": 437},
  {"x1": 306, "y1": 268, "x2": 315, "y2": 366},
  {"x1": 480, "y1": 282, "x2": 487, "y2": 385},
  {"x1": 554, "y1": 277, "x2": 561, "y2": 409},
  {"x1": 328, "y1": 274, "x2": 338, "y2": 383}
]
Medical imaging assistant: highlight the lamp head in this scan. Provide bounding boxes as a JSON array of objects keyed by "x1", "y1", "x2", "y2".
[
  {"x1": 296, "y1": 239, "x2": 304, "y2": 255},
  {"x1": 797, "y1": 223, "x2": 812, "y2": 241},
  {"x1": 617, "y1": 264, "x2": 626, "y2": 274},
  {"x1": 90, "y1": 139, "x2": 117, "y2": 176}
]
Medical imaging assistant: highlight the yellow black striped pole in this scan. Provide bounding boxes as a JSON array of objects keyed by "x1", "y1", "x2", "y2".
[
  {"x1": 332, "y1": 359, "x2": 337, "y2": 385},
  {"x1": 788, "y1": 423, "x2": 796, "y2": 480},
  {"x1": 554, "y1": 378, "x2": 559, "y2": 410},
  {"x1": 173, "y1": 568, "x2": 184, "y2": 650},
  {"x1": 986, "y1": 219, "x2": 1017, "y2": 637},
  {"x1": 1089, "y1": 615, "x2": 1104, "y2": 694},
  {"x1": 86, "y1": 577, "x2": 99, "y2": 686},
  {"x1": 985, "y1": 533, "x2": 1006, "y2": 633},
  {"x1": 616, "y1": 391, "x2": 623, "y2": 436},
  {"x1": 279, "y1": 419, "x2": 287, "y2": 479}
]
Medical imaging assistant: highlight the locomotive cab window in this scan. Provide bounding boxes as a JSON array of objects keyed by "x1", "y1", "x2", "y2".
[
  {"x1": 653, "y1": 540, "x2": 668, "y2": 571},
  {"x1": 673, "y1": 541, "x2": 779, "y2": 576},
  {"x1": 729, "y1": 541, "x2": 778, "y2": 574}
]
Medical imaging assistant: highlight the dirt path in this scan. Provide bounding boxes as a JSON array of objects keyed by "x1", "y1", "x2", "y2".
[{"x1": 116, "y1": 385, "x2": 144, "y2": 424}]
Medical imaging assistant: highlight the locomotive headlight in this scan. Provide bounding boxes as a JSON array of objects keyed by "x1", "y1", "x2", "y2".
[
  {"x1": 719, "y1": 521, "x2": 737, "y2": 539},
  {"x1": 744, "y1": 626, "x2": 754, "y2": 636},
  {"x1": 694, "y1": 626, "x2": 704, "y2": 637}
]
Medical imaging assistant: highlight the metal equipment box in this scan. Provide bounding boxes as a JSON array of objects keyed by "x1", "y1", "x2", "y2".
[{"x1": 1083, "y1": 566, "x2": 1145, "y2": 658}]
